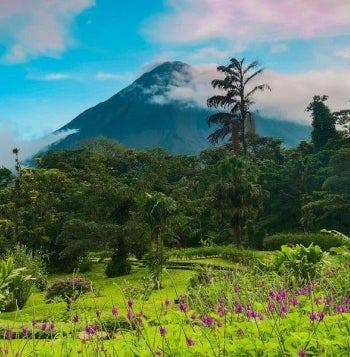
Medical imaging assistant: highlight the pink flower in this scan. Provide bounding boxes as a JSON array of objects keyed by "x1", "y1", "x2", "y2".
[
  {"x1": 164, "y1": 298, "x2": 170, "y2": 307},
  {"x1": 49, "y1": 323, "x2": 55, "y2": 332},
  {"x1": 31, "y1": 319, "x2": 37, "y2": 327},
  {"x1": 268, "y1": 302, "x2": 276, "y2": 311},
  {"x1": 159, "y1": 326, "x2": 167, "y2": 337},
  {"x1": 233, "y1": 285, "x2": 240, "y2": 293},
  {"x1": 337, "y1": 305, "x2": 347, "y2": 313},
  {"x1": 186, "y1": 337, "x2": 195, "y2": 346},
  {"x1": 85, "y1": 325, "x2": 96, "y2": 335},
  {"x1": 291, "y1": 297, "x2": 299, "y2": 306},
  {"x1": 280, "y1": 304, "x2": 288, "y2": 315},
  {"x1": 112, "y1": 306, "x2": 119, "y2": 316},
  {"x1": 127, "y1": 309, "x2": 134, "y2": 320},
  {"x1": 235, "y1": 302, "x2": 243, "y2": 313},
  {"x1": 179, "y1": 302, "x2": 187, "y2": 312},
  {"x1": 40, "y1": 323, "x2": 47, "y2": 331},
  {"x1": 72, "y1": 315, "x2": 80, "y2": 323},
  {"x1": 5, "y1": 328, "x2": 13, "y2": 340},
  {"x1": 22, "y1": 327, "x2": 29, "y2": 337},
  {"x1": 298, "y1": 349, "x2": 306, "y2": 357},
  {"x1": 201, "y1": 315, "x2": 214, "y2": 327},
  {"x1": 127, "y1": 299, "x2": 133, "y2": 308},
  {"x1": 190, "y1": 313, "x2": 196, "y2": 320}
]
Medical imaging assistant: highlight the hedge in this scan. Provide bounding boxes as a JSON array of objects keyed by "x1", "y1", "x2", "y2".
[{"x1": 263, "y1": 232, "x2": 343, "y2": 251}]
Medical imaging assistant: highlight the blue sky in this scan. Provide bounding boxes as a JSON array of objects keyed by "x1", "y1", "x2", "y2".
[{"x1": 0, "y1": 0, "x2": 349, "y2": 148}]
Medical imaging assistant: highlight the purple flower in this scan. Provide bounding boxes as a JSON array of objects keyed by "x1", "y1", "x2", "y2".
[
  {"x1": 49, "y1": 323, "x2": 55, "y2": 332},
  {"x1": 233, "y1": 285, "x2": 240, "y2": 293},
  {"x1": 276, "y1": 290, "x2": 287, "y2": 302},
  {"x1": 85, "y1": 325, "x2": 96, "y2": 335},
  {"x1": 235, "y1": 302, "x2": 243, "y2": 313},
  {"x1": 190, "y1": 313, "x2": 196, "y2": 320},
  {"x1": 291, "y1": 297, "x2": 299, "y2": 306},
  {"x1": 268, "y1": 302, "x2": 276, "y2": 311},
  {"x1": 309, "y1": 312, "x2": 317, "y2": 321},
  {"x1": 72, "y1": 315, "x2": 80, "y2": 323},
  {"x1": 40, "y1": 323, "x2": 47, "y2": 331},
  {"x1": 201, "y1": 315, "x2": 214, "y2": 327},
  {"x1": 337, "y1": 305, "x2": 347, "y2": 313},
  {"x1": 159, "y1": 326, "x2": 167, "y2": 337},
  {"x1": 112, "y1": 306, "x2": 119, "y2": 316},
  {"x1": 325, "y1": 297, "x2": 333, "y2": 307},
  {"x1": 127, "y1": 299, "x2": 133, "y2": 308},
  {"x1": 246, "y1": 309, "x2": 259, "y2": 319},
  {"x1": 5, "y1": 328, "x2": 13, "y2": 340},
  {"x1": 31, "y1": 319, "x2": 37, "y2": 327},
  {"x1": 298, "y1": 349, "x2": 306, "y2": 357},
  {"x1": 280, "y1": 304, "x2": 288, "y2": 315},
  {"x1": 314, "y1": 296, "x2": 322, "y2": 305},
  {"x1": 164, "y1": 298, "x2": 170, "y2": 307},
  {"x1": 127, "y1": 309, "x2": 134, "y2": 320},
  {"x1": 179, "y1": 302, "x2": 187, "y2": 313},
  {"x1": 217, "y1": 304, "x2": 226, "y2": 317},
  {"x1": 22, "y1": 326, "x2": 29, "y2": 337},
  {"x1": 186, "y1": 337, "x2": 195, "y2": 346},
  {"x1": 317, "y1": 311, "x2": 325, "y2": 321}
]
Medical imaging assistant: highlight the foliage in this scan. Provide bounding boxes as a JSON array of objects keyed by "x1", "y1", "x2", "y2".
[
  {"x1": 272, "y1": 244, "x2": 324, "y2": 282},
  {"x1": 263, "y1": 232, "x2": 342, "y2": 251},
  {"x1": 0, "y1": 256, "x2": 34, "y2": 311},
  {"x1": 45, "y1": 277, "x2": 91, "y2": 302}
]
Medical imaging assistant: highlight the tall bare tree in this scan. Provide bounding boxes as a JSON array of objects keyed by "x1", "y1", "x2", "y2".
[{"x1": 207, "y1": 58, "x2": 270, "y2": 154}]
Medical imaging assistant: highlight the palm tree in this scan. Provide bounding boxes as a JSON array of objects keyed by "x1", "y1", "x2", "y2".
[{"x1": 207, "y1": 58, "x2": 270, "y2": 154}]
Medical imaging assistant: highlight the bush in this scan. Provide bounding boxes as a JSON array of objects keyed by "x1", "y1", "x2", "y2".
[
  {"x1": 272, "y1": 244, "x2": 324, "y2": 282},
  {"x1": 263, "y1": 232, "x2": 342, "y2": 251},
  {"x1": 105, "y1": 237, "x2": 131, "y2": 278},
  {"x1": 46, "y1": 277, "x2": 91, "y2": 302},
  {"x1": 7, "y1": 244, "x2": 47, "y2": 291}
]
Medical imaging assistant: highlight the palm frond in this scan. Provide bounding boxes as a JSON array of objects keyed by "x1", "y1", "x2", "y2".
[
  {"x1": 244, "y1": 68, "x2": 264, "y2": 85},
  {"x1": 207, "y1": 125, "x2": 231, "y2": 144},
  {"x1": 245, "y1": 84, "x2": 271, "y2": 98},
  {"x1": 243, "y1": 61, "x2": 259, "y2": 74},
  {"x1": 207, "y1": 95, "x2": 237, "y2": 109},
  {"x1": 207, "y1": 112, "x2": 234, "y2": 127}
]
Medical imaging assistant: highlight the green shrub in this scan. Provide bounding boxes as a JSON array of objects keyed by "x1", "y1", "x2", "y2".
[
  {"x1": 263, "y1": 232, "x2": 342, "y2": 251},
  {"x1": 272, "y1": 244, "x2": 324, "y2": 282},
  {"x1": 7, "y1": 244, "x2": 47, "y2": 291},
  {"x1": 46, "y1": 277, "x2": 91, "y2": 302},
  {"x1": 0, "y1": 257, "x2": 34, "y2": 311}
]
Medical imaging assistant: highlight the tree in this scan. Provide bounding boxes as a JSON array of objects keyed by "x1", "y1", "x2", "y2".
[
  {"x1": 135, "y1": 192, "x2": 176, "y2": 289},
  {"x1": 210, "y1": 156, "x2": 267, "y2": 245},
  {"x1": 207, "y1": 58, "x2": 270, "y2": 154},
  {"x1": 307, "y1": 95, "x2": 338, "y2": 150}
]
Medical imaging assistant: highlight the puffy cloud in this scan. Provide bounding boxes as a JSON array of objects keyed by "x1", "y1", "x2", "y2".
[
  {"x1": 145, "y1": 0, "x2": 350, "y2": 45},
  {"x1": 27, "y1": 72, "x2": 70, "y2": 81},
  {"x1": 0, "y1": 129, "x2": 77, "y2": 170},
  {"x1": 336, "y1": 49, "x2": 350, "y2": 60},
  {"x1": 0, "y1": 0, "x2": 94, "y2": 63},
  {"x1": 147, "y1": 63, "x2": 350, "y2": 124}
]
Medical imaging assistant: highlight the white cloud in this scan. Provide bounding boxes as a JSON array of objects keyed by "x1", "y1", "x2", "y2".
[
  {"x1": 0, "y1": 0, "x2": 94, "y2": 63},
  {"x1": 0, "y1": 129, "x2": 77, "y2": 170},
  {"x1": 146, "y1": 63, "x2": 350, "y2": 125},
  {"x1": 27, "y1": 72, "x2": 70, "y2": 81},
  {"x1": 144, "y1": 1, "x2": 350, "y2": 46},
  {"x1": 336, "y1": 49, "x2": 350, "y2": 60},
  {"x1": 95, "y1": 71, "x2": 125, "y2": 81}
]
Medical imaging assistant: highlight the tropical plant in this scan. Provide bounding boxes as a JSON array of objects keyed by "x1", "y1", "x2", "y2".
[{"x1": 207, "y1": 57, "x2": 270, "y2": 153}]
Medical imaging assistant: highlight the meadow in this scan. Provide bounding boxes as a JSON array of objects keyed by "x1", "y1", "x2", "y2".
[{"x1": 1, "y1": 244, "x2": 350, "y2": 357}]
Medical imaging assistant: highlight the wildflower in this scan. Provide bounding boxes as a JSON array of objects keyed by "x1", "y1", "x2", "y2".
[
  {"x1": 337, "y1": 305, "x2": 347, "y2": 313},
  {"x1": 235, "y1": 302, "x2": 243, "y2": 313},
  {"x1": 164, "y1": 298, "x2": 170, "y2": 307},
  {"x1": 314, "y1": 296, "x2": 322, "y2": 305},
  {"x1": 112, "y1": 306, "x2": 119, "y2": 316},
  {"x1": 190, "y1": 313, "x2": 196, "y2": 320},
  {"x1": 186, "y1": 337, "x2": 195, "y2": 346},
  {"x1": 127, "y1": 309, "x2": 134, "y2": 320},
  {"x1": 22, "y1": 326, "x2": 29, "y2": 337},
  {"x1": 290, "y1": 297, "x2": 299, "y2": 306},
  {"x1": 85, "y1": 325, "x2": 96, "y2": 335},
  {"x1": 325, "y1": 297, "x2": 333, "y2": 307},
  {"x1": 280, "y1": 304, "x2": 288, "y2": 315},
  {"x1": 179, "y1": 294, "x2": 186, "y2": 302},
  {"x1": 298, "y1": 349, "x2": 306, "y2": 357},
  {"x1": 179, "y1": 302, "x2": 187, "y2": 313},
  {"x1": 217, "y1": 304, "x2": 226, "y2": 317},
  {"x1": 127, "y1": 299, "x2": 133, "y2": 308},
  {"x1": 159, "y1": 326, "x2": 167, "y2": 337},
  {"x1": 309, "y1": 312, "x2": 317, "y2": 321},
  {"x1": 31, "y1": 319, "x2": 37, "y2": 327},
  {"x1": 5, "y1": 328, "x2": 13, "y2": 340},
  {"x1": 201, "y1": 315, "x2": 214, "y2": 327},
  {"x1": 40, "y1": 323, "x2": 47, "y2": 331},
  {"x1": 268, "y1": 302, "x2": 276, "y2": 311},
  {"x1": 216, "y1": 321, "x2": 223, "y2": 327},
  {"x1": 276, "y1": 290, "x2": 287, "y2": 302},
  {"x1": 49, "y1": 323, "x2": 55, "y2": 332},
  {"x1": 317, "y1": 311, "x2": 325, "y2": 321},
  {"x1": 72, "y1": 315, "x2": 80, "y2": 323},
  {"x1": 233, "y1": 285, "x2": 240, "y2": 293},
  {"x1": 269, "y1": 290, "x2": 276, "y2": 299},
  {"x1": 246, "y1": 309, "x2": 259, "y2": 319}
]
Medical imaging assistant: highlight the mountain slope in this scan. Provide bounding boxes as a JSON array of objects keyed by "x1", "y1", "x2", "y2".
[{"x1": 55, "y1": 61, "x2": 310, "y2": 154}]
